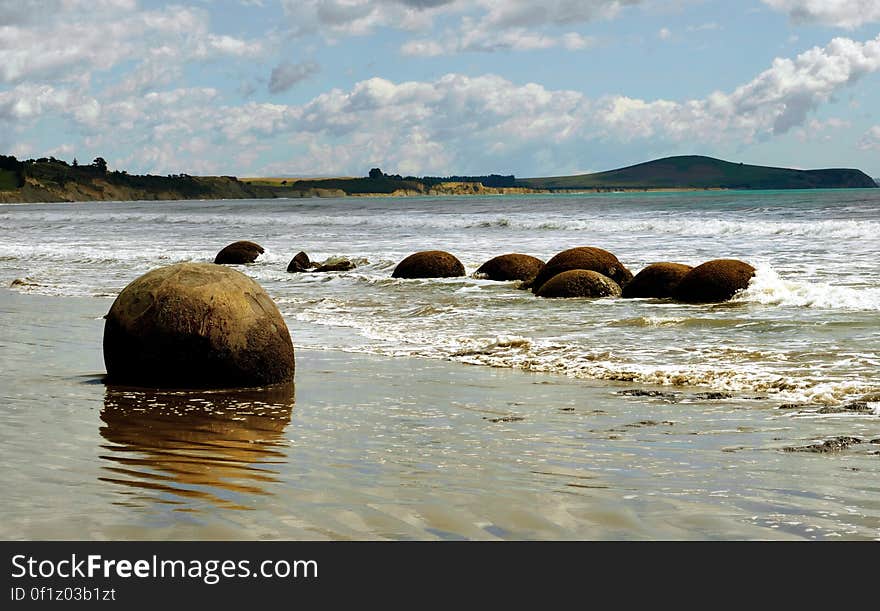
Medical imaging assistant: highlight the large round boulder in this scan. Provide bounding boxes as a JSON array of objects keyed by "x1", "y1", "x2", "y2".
[
  {"x1": 535, "y1": 269, "x2": 622, "y2": 299},
  {"x1": 103, "y1": 262, "x2": 295, "y2": 388},
  {"x1": 475, "y1": 253, "x2": 545, "y2": 281},
  {"x1": 673, "y1": 259, "x2": 756, "y2": 303},
  {"x1": 392, "y1": 250, "x2": 465, "y2": 278},
  {"x1": 214, "y1": 241, "x2": 264, "y2": 264},
  {"x1": 530, "y1": 247, "x2": 632, "y2": 293},
  {"x1": 623, "y1": 262, "x2": 693, "y2": 299}
]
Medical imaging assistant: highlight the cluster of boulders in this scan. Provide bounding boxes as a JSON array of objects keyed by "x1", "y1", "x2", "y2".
[
  {"x1": 391, "y1": 247, "x2": 756, "y2": 304},
  {"x1": 102, "y1": 241, "x2": 755, "y2": 391},
  {"x1": 213, "y1": 240, "x2": 356, "y2": 273}
]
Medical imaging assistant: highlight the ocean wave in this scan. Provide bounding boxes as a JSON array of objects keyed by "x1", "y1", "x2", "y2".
[
  {"x1": 735, "y1": 265, "x2": 880, "y2": 311},
  {"x1": 6, "y1": 208, "x2": 877, "y2": 240},
  {"x1": 291, "y1": 306, "x2": 878, "y2": 405}
]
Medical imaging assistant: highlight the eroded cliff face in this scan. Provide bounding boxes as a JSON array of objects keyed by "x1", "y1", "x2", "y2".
[
  {"x1": 0, "y1": 175, "x2": 265, "y2": 203},
  {"x1": 0, "y1": 175, "x2": 544, "y2": 203},
  {"x1": 426, "y1": 182, "x2": 545, "y2": 195}
]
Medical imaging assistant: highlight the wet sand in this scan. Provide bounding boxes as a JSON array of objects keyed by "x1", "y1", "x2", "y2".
[{"x1": 2, "y1": 289, "x2": 880, "y2": 540}]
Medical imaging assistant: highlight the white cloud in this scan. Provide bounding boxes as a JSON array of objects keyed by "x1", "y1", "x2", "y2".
[
  {"x1": 402, "y1": 26, "x2": 596, "y2": 56},
  {"x1": 0, "y1": 83, "x2": 100, "y2": 125},
  {"x1": 658, "y1": 27, "x2": 672, "y2": 40},
  {"x1": 763, "y1": 0, "x2": 880, "y2": 29},
  {"x1": 858, "y1": 125, "x2": 880, "y2": 150},
  {"x1": 795, "y1": 117, "x2": 851, "y2": 142},
  {"x1": 280, "y1": 0, "x2": 455, "y2": 37},
  {"x1": 0, "y1": 2, "x2": 264, "y2": 85},
  {"x1": 282, "y1": 0, "x2": 638, "y2": 54},
  {"x1": 596, "y1": 34, "x2": 880, "y2": 143}
]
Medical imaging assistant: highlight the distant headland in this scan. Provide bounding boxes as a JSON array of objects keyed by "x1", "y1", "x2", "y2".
[{"x1": 0, "y1": 154, "x2": 875, "y2": 203}]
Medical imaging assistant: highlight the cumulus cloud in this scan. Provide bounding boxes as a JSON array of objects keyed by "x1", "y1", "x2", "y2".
[
  {"x1": 268, "y1": 61, "x2": 320, "y2": 94},
  {"x1": 596, "y1": 34, "x2": 880, "y2": 143},
  {"x1": 0, "y1": 83, "x2": 100, "y2": 125},
  {"x1": 0, "y1": 2, "x2": 264, "y2": 85},
  {"x1": 280, "y1": 0, "x2": 454, "y2": 37},
  {"x1": 763, "y1": 0, "x2": 880, "y2": 29},
  {"x1": 282, "y1": 0, "x2": 639, "y2": 54}
]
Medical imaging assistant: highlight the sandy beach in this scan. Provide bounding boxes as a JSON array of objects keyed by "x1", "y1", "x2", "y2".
[{"x1": 3, "y1": 287, "x2": 879, "y2": 540}]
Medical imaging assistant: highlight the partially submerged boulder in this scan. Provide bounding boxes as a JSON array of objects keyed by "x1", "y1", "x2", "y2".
[
  {"x1": 475, "y1": 253, "x2": 544, "y2": 281},
  {"x1": 622, "y1": 262, "x2": 693, "y2": 299},
  {"x1": 286, "y1": 251, "x2": 313, "y2": 273},
  {"x1": 103, "y1": 262, "x2": 295, "y2": 388},
  {"x1": 288, "y1": 252, "x2": 355, "y2": 273},
  {"x1": 673, "y1": 259, "x2": 756, "y2": 303},
  {"x1": 535, "y1": 269, "x2": 622, "y2": 299},
  {"x1": 214, "y1": 240, "x2": 264, "y2": 265},
  {"x1": 392, "y1": 250, "x2": 465, "y2": 278},
  {"x1": 529, "y1": 247, "x2": 632, "y2": 293},
  {"x1": 314, "y1": 259, "x2": 355, "y2": 272}
]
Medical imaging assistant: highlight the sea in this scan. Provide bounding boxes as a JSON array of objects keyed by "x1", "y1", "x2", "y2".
[{"x1": 1, "y1": 190, "x2": 879, "y2": 539}]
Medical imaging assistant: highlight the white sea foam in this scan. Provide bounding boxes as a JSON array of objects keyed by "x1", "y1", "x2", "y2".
[{"x1": 735, "y1": 265, "x2": 880, "y2": 311}]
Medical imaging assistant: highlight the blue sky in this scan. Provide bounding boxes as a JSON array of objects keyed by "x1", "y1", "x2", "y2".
[{"x1": 4, "y1": 0, "x2": 880, "y2": 178}]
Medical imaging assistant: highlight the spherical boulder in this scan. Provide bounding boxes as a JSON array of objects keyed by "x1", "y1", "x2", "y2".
[
  {"x1": 535, "y1": 269, "x2": 622, "y2": 299},
  {"x1": 622, "y1": 262, "x2": 693, "y2": 299},
  {"x1": 103, "y1": 262, "x2": 295, "y2": 388},
  {"x1": 214, "y1": 241, "x2": 264, "y2": 265},
  {"x1": 530, "y1": 247, "x2": 632, "y2": 293},
  {"x1": 673, "y1": 259, "x2": 756, "y2": 303},
  {"x1": 392, "y1": 250, "x2": 465, "y2": 278},
  {"x1": 475, "y1": 253, "x2": 545, "y2": 281}
]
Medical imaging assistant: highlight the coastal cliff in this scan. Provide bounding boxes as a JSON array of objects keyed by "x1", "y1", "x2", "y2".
[{"x1": 0, "y1": 154, "x2": 874, "y2": 204}]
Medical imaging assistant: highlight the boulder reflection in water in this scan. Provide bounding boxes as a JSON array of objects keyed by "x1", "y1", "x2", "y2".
[{"x1": 99, "y1": 384, "x2": 294, "y2": 511}]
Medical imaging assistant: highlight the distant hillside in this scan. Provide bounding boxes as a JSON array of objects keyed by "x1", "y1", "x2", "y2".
[{"x1": 518, "y1": 156, "x2": 877, "y2": 190}]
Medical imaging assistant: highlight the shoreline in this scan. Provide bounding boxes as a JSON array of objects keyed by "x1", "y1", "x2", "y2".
[{"x1": 17, "y1": 184, "x2": 880, "y2": 204}]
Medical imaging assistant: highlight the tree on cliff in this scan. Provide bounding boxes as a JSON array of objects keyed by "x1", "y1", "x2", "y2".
[
  {"x1": 92, "y1": 157, "x2": 108, "y2": 173},
  {"x1": 368, "y1": 168, "x2": 383, "y2": 179}
]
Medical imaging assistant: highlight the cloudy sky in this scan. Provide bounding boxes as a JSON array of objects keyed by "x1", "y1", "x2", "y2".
[{"x1": 4, "y1": 0, "x2": 880, "y2": 178}]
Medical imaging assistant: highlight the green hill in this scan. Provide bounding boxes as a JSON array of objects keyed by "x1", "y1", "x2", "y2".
[{"x1": 519, "y1": 155, "x2": 877, "y2": 190}]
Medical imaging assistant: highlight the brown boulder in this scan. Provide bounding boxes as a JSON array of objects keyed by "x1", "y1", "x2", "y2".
[
  {"x1": 103, "y1": 262, "x2": 295, "y2": 388},
  {"x1": 475, "y1": 253, "x2": 545, "y2": 281},
  {"x1": 535, "y1": 269, "x2": 622, "y2": 299},
  {"x1": 314, "y1": 258, "x2": 355, "y2": 272},
  {"x1": 287, "y1": 251, "x2": 314, "y2": 272},
  {"x1": 392, "y1": 250, "x2": 465, "y2": 278},
  {"x1": 530, "y1": 247, "x2": 632, "y2": 293},
  {"x1": 673, "y1": 259, "x2": 756, "y2": 303},
  {"x1": 214, "y1": 240, "x2": 264, "y2": 264},
  {"x1": 622, "y1": 263, "x2": 693, "y2": 298}
]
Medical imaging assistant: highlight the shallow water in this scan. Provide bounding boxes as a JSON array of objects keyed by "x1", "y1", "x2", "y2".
[{"x1": 1, "y1": 192, "x2": 879, "y2": 539}]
